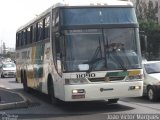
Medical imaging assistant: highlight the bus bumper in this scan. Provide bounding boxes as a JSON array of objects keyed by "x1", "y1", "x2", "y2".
[{"x1": 63, "y1": 81, "x2": 143, "y2": 101}]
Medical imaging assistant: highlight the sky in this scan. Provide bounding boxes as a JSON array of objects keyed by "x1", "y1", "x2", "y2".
[
  {"x1": 0, "y1": 0, "x2": 117, "y2": 49},
  {"x1": 0, "y1": 0, "x2": 60, "y2": 48}
]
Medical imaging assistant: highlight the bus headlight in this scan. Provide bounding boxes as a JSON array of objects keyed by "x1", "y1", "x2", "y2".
[
  {"x1": 72, "y1": 89, "x2": 85, "y2": 94},
  {"x1": 72, "y1": 89, "x2": 86, "y2": 99},
  {"x1": 126, "y1": 74, "x2": 143, "y2": 81},
  {"x1": 65, "y1": 78, "x2": 89, "y2": 85}
]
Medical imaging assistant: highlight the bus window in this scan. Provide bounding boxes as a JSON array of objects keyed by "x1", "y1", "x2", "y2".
[
  {"x1": 33, "y1": 23, "x2": 38, "y2": 42},
  {"x1": 30, "y1": 26, "x2": 33, "y2": 43},
  {"x1": 27, "y1": 27, "x2": 31, "y2": 44},
  {"x1": 38, "y1": 20, "x2": 44, "y2": 41},
  {"x1": 16, "y1": 33, "x2": 21, "y2": 48},
  {"x1": 23, "y1": 30, "x2": 27, "y2": 45},
  {"x1": 19, "y1": 32, "x2": 22, "y2": 47},
  {"x1": 21, "y1": 31, "x2": 25, "y2": 46},
  {"x1": 53, "y1": 8, "x2": 59, "y2": 31},
  {"x1": 55, "y1": 32, "x2": 63, "y2": 74},
  {"x1": 44, "y1": 16, "x2": 50, "y2": 39},
  {"x1": 16, "y1": 34, "x2": 18, "y2": 48}
]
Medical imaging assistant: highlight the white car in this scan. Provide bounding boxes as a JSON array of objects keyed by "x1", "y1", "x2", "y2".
[
  {"x1": 143, "y1": 61, "x2": 160, "y2": 101},
  {"x1": 0, "y1": 62, "x2": 16, "y2": 78}
]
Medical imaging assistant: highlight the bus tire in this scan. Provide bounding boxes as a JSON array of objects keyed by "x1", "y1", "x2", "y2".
[
  {"x1": 48, "y1": 78, "x2": 61, "y2": 105},
  {"x1": 147, "y1": 86, "x2": 157, "y2": 101},
  {"x1": 108, "y1": 98, "x2": 119, "y2": 103},
  {"x1": 23, "y1": 72, "x2": 30, "y2": 92}
]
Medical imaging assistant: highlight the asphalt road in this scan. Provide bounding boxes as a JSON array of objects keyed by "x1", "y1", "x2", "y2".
[{"x1": 1, "y1": 78, "x2": 160, "y2": 120}]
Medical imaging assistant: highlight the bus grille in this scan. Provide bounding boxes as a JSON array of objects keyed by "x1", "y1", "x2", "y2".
[{"x1": 88, "y1": 76, "x2": 125, "y2": 82}]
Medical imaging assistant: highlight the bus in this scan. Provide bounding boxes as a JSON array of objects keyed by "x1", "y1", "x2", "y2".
[{"x1": 16, "y1": 0, "x2": 143, "y2": 104}]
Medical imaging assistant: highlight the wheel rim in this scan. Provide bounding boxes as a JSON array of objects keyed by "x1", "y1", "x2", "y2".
[{"x1": 148, "y1": 89, "x2": 154, "y2": 100}]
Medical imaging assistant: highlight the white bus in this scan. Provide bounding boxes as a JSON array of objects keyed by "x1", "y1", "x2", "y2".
[{"x1": 16, "y1": 0, "x2": 143, "y2": 104}]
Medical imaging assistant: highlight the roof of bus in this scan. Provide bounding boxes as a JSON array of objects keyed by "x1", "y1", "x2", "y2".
[
  {"x1": 63, "y1": 0, "x2": 133, "y2": 6},
  {"x1": 17, "y1": 0, "x2": 133, "y2": 32}
]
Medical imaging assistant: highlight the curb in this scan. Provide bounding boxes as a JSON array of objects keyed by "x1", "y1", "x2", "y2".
[{"x1": 0, "y1": 88, "x2": 29, "y2": 110}]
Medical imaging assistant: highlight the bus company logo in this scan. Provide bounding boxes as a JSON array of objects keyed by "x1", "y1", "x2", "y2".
[{"x1": 76, "y1": 73, "x2": 96, "y2": 78}]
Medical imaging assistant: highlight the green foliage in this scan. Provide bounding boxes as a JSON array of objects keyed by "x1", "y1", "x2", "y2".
[
  {"x1": 139, "y1": 21, "x2": 160, "y2": 60},
  {"x1": 136, "y1": 0, "x2": 160, "y2": 60},
  {"x1": 136, "y1": 0, "x2": 159, "y2": 22},
  {"x1": 139, "y1": 21, "x2": 160, "y2": 32}
]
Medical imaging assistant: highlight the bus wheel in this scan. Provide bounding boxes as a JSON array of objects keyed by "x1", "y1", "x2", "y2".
[
  {"x1": 48, "y1": 79, "x2": 61, "y2": 105},
  {"x1": 108, "y1": 98, "x2": 119, "y2": 103},
  {"x1": 23, "y1": 72, "x2": 30, "y2": 92},
  {"x1": 147, "y1": 86, "x2": 157, "y2": 101}
]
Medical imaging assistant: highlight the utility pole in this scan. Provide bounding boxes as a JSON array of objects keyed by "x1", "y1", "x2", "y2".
[
  {"x1": 3, "y1": 42, "x2": 6, "y2": 55},
  {"x1": 1, "y1": 40, "x2": 2, "y2": 55}
]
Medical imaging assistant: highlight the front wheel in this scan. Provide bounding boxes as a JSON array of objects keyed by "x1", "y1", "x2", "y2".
[
  {"x1": 147, "y1": 86, "x2": 157, "y2": 101},
  {"x1": 48, "y1": 79, "x2": 62, "y2": 105},
  {"x1": 23, "y1": 72, "x2": 30, "y2": 92}
]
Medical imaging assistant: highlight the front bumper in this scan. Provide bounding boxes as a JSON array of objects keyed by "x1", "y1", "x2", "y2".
[
  {"x1": 2, "y1": 71, "x2": 16, "y2": 78},
  {"x1": 62, "y1": 81, "x2": 143, "y2": 102}
]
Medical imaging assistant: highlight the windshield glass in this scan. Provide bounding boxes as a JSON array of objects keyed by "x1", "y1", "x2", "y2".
[
  {"x1": 61, "y1": 7, "x2": 137, "y2": 26},
  {"x1": 64, "y1": 28, "x2": 141, "y2": 72},
  {"x1": 103, "y1": 28, "x2": 141, "y2": 71},
  {"x1": 3, "y1": 63, "x2": 16, "y2": 68},
  {"x1": 144, "y1": 62, "x2": 160, "y2": 74},
  {"x1": 64, "y1": 29, "x2": 102, "y2": 71}
]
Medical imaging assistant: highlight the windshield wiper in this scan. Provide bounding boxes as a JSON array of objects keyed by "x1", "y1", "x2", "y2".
[
  {"x1": 112, "y1": 51, "x2": 128, "y2": 71},
  {"x1": 86, "y1": 36, "x2": 103, "y2": 73}
]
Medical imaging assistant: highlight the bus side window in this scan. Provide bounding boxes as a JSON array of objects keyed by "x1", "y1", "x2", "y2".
[
  {"x1": 55, "y1": 35, "x2": 61, "y2": 74},
  {"x1": 33, "y1": 23, "x2": 38, "y2": 42},
  {"x1": 21, "y1": 31, "x2": 24, "y2": 46},
  {"x1": 27, "y1": 27, "x2": 32, "y2": 44},
  {"x1": 30, "y1": 26, "x2": 33, "y2": 43},
  {"x1": 44, "y1": 16, "x2": 50, "y2": 39},
  {"x1": 38, "y1": 20, "x2": 44, "y2": 41},
  {"x1": 23, "y1": 30, "x2": 27, "y2": 46},
  {"x1": 54, "y1": 8, "x2": 59, "y2": 31},
  {"x1": 19, "y1": 32, "x2": 22, "y2": 47},
  {"x1": 32, "y1": 25, "x2": 35, "y2": 43},
  {"x1": 16, "y1": 33, "x2": 20, "y2": 48}
]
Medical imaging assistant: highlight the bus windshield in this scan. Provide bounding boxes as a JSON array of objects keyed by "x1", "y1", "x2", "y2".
[
  {"x1": 64, "y1": 28, "x2": 141, "y2": 72},
  {"x1": 61, "y1": 7, "x2": 137, "y2": 26}
]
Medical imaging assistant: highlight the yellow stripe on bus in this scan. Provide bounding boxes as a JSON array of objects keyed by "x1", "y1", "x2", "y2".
[{"x1": 128, "y1": 70, "x2": 141, "y2": 76}]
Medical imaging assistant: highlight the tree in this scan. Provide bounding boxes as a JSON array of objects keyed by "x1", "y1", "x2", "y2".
[{"x1": 135, "y1": 0, "x2": 159, "y2": 22}]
